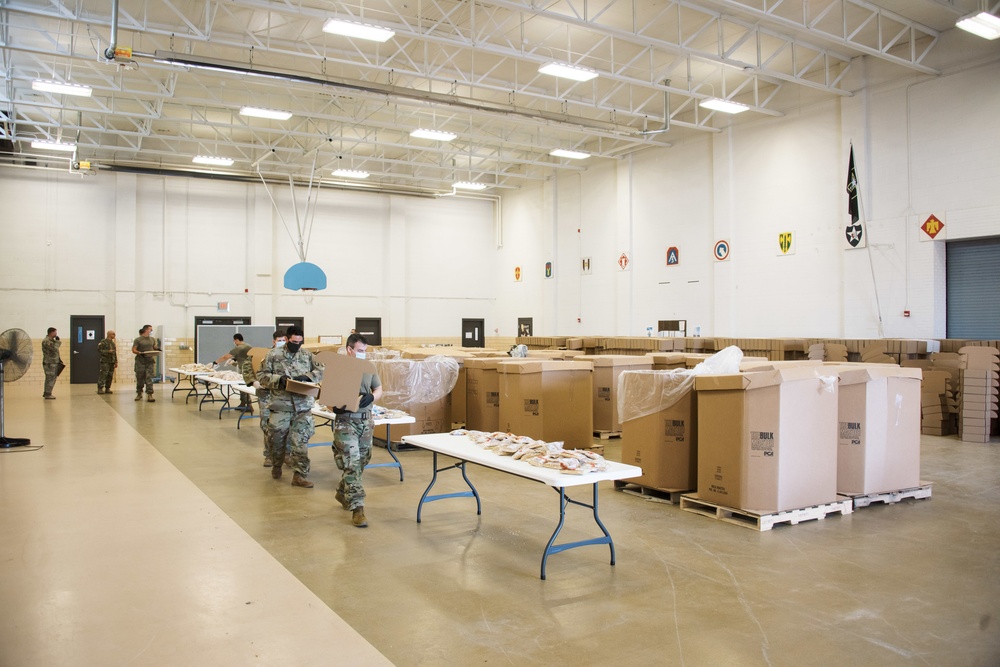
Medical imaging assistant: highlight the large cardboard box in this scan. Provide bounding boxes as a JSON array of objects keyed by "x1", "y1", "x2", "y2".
[
  {"x1": 465, "y1": 357, "x2": 505, "y2": 431},
  {"x1": 585, "y1": 355, "x2": 653, "y2": 432},
  {"x1": 695, "y1": 368, "x2": 839, "y2": 513},
  {"x1": 374, "y1": 394, "x2": 452, "y2": 444},
  {"x1": 314, "y1": 351, "x2": 376, "y2": 411},
  {"x1": 620, "y1": 375, "x2": 697, "y2": 490},
  {"x1": 835, "y1": 366, "x2": 922, "y2": 495},
  {"x1": 497, "y1": 360, "x2": 593, "y2": 449}
]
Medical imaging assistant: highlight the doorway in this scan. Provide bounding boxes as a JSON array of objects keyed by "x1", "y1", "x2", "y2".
[
  {"x1": 276, "y1": 317, "x2": 304, "y2": 338},
  {"x1": 355, "y1": 318, "x2": 382, "y2": 346},
  {"x1": 462, "y1": 318, "x2": 485, "y2": 348},
  {"x1": 69, "y1": 315, "x2": 104, "y2": 384}
]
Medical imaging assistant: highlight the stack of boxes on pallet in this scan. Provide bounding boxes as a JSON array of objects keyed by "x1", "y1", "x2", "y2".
[
  {"x1": 958, "y1": 347, "x2": 999, "y2": 443},
  {"x1": 920, "y1": 370, "x2": 958, "y2": 436}
]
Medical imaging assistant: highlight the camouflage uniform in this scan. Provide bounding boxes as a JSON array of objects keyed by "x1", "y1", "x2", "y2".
[
  {"x1": 97, "y1": 336, "x2": 117, "y2": 391},
  {"x1": 228, "y1": 342, "x2": 253, "y2": 408},
  {"x1": 132, "y1": 335, "x2": 158, "y2": 396},
  {"x1": 41, "y1": 336, "x2": 62, "y2": 397},
  {"x1": 333, "y1": 371, "x2": 382, "y2": 511},
  {"x1": 258, "y1": 346, "x2": 324, "y2": 477}
]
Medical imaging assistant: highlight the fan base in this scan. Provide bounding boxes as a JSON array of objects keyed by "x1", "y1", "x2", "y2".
[{"x1": 0, "y1": 436, "x2": 31, "y2": 448}]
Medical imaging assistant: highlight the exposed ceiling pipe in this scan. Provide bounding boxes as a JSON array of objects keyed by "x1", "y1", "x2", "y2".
[
  {"x1": 636, "y1": 80, "x2": 672, "y2": 136},
  {"x1": 103, "y1": 0, "x2": 120, "y2": 61}
]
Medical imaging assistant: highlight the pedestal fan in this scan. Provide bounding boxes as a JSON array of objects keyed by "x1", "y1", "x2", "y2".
[{"x1": 0, "y1": 328, "x2": 33, "y2": 448}]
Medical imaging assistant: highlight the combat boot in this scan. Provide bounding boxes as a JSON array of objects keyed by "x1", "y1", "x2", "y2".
[
  {"x1": 135, "y1": 393, "x2": 142, "y2": 401},
  {"x1": 263, "y1": 457, "x2": 272, "y2": 467},
  {"x1": 291, "y1": 472, "x2": 313, "y2": 488},
  {"x1": 352, "y1": 507, "x2": 368, "y2": 527},
  {"x1": 105, "y1": 388, "x2": 113, "y2": 394},
  {"x1": 271, "y1": 464, "x2": 282, "y2": 479},
  {"x1": 147, "y1": 394, "x2": 155, "y2": 402},
  {"x1": 97, "y1": 388, "x2": 105, "y2": 394},
  {"x1": 335, "y1": 490, "x2": 349, "y2": 510}
]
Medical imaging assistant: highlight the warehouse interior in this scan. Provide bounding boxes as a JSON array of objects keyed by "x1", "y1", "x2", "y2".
[{"x1": 2, "y1": 0, "x2": 1000, "y2": 665}]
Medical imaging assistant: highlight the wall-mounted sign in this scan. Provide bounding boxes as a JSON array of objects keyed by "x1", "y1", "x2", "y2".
[
  {"x1": 545, "y1": 261, "x2": 553, "y2": 278},
  {"x1": 666, "y1": 247, "x2": 679, "y2": 266},
  {"x1": 920, "y1": 214, "x2": 945, "y2": 241},
  {"x1": 514, "y1": 266, "x2": 522, "y2": 282},
  {"x1": 714, "y1": 240, "x2": 730, "y2": 261},
  {"x1": 618, "y1": 252, "x2": 630, "y2": 271},
  {"x1": 581, "y1": 257, "x2": 592, "y2": 275},
  {"x1": 778, "y1": 231, "x2": 795, "y2": 255}
]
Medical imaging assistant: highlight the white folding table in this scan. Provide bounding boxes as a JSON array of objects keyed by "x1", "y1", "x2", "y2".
[
  {"x1": 400, "y1": 433, "x2": 642, "y2": 580},
  {"x1": 311, "y1": 408, "x2": 417, "y2": 482},
  {"x1": 169, "y1": 367, "x2": 210, "y2": 403},
  {"x1": 195, "y1": 375, "x2": 245, "y2": 418}
]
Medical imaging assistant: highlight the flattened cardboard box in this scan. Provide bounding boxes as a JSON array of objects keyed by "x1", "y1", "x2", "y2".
[
  {"x1": 314, "y1": 351, "x2": 377, "y2": 412},
  {"x1": 695, "y1": 368, "x2": 839, "y2": 514}
]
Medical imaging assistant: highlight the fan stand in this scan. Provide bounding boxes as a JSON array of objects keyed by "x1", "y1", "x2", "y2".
[{"x1": 0, "y1": 358, "x2": 31, "y2": 448}]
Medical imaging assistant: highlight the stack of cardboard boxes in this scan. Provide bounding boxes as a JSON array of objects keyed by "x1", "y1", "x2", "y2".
[
  {"x1": 586, "y1": 355, "x2": 653, "y2": 433},
  {"x1": 958, "y1": 346, "x2": 999, "y2": 443},
  {"x1": 920, "y1": 370, "x2": 958, "y2": 436}
]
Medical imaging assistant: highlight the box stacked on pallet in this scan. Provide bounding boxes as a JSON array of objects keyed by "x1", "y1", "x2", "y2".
[
  {"x1": 920, "y1": 370, "x2": 958, "y2": 436},
  {"x1": 860, "y1": 342, "x2": 895, "y2": 364},
  {"x1": 958, "y1": 347, "x2": 999, "y2": 443},
  {"x1": 585, "y1": 355, "x2": 653, "y2": 433}
]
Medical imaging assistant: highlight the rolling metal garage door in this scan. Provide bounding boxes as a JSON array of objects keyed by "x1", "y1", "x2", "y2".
[{"x1": 946, "y1": 237, "x2": 1000, "y2": 339}]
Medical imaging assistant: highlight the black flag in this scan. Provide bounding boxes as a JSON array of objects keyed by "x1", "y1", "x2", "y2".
[{"x1": 845, "y1": 146, "x2": 863, "y2": 248}]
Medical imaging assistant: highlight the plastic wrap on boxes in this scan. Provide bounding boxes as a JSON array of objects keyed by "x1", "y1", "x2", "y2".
[
  {"x1": 617, "y1": 346, "x2": 744, "y2": 422},
  {"x1": 372, "y1": 356, "x2": 460, "y2": 408}
]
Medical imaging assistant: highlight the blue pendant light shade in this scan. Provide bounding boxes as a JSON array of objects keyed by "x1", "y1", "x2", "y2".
[{"x1": 283, "y1": 262, "x2": 327, "y2": 291}]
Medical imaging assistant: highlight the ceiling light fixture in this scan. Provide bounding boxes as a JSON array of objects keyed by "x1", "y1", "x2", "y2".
[
  {"x1": 699, "y1": 98, "x2": 750, "y2": 114},
  {"x1": 410, "y1": 128, "x2": 457, "y2": 141},
  {"x1": 453, "y1": 181, "x2": 488, "y2": 191},
  {"x1": 538, "y1": 62, "x2": 599, "y2": 82},
  {"x1": 955, "y1": 11, "x2": 1000, "y2": 39},
  {"x1": 30, "y1": 140, "x2": 77, "y2": 152},
  {"x1": 332, "y1": 169, "x2": 370, "y2": 179},
  {"x1": 192, "y1": 155, "x2": 234, "y2": 166},
  {"x1": 322, "y1": 18, "x2": 395, "y2": 42},
  {"x1": 550, "y1": 149, "x2": 590, "y2": 160},
  {"x1": 240, "y1": 106, "x2": 293, "y2": 120},
  {"x1": 32, "y1": 79, "x2": 93, "y2": 97}
]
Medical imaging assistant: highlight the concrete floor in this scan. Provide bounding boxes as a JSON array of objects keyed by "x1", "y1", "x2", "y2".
[{"x1": 1, "y1": 382, "x2": 998, "y2": 666}]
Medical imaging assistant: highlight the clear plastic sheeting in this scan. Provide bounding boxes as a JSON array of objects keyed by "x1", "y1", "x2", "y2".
[
  {"x1": 372, "y1": 356, "x2": 460, "y2": 408},
  {"x1": 618, "y1": 346, "x2": 744, "y2": 423},
  {"x1": 509, "y1": 344, "x2": 528, "y2": 357}
]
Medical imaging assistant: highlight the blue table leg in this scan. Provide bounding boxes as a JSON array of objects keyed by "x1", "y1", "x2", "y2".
[
  {"x1": 237, "y1": 394, "x2": 259, "y2": 429},
  {"x1": 540, "y1": 483, "x2": 614, "y2": 580},
  {"x1": 365, "y1": 423, "x2": 404, "y2": 481},
  {"x1": 416, "y1": 452, "x2": 481, "y2": 523}
]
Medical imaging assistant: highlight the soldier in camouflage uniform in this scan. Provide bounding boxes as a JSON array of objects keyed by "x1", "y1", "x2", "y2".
[
  {"x1": 252, "y1": 330, "x2": 287, "y2": 467},
  {"x1": 97, "y1": 330, "x2": 118, "y2": 394},
  {"x1": 132, "y1": 324, "x2": 159, "y2": 402},
  {"x1": 215, "y1": 333, "x2": 254, "y2": 412},
  {"x1": 333, "y1": 333, "x2": 382, "y2": 528},
  {"x1": 41, "y1": 327, "x2": 62, "y2": 399},
  {"x1": 257, "y1": 326, "x2": 323, "y2": 488}
]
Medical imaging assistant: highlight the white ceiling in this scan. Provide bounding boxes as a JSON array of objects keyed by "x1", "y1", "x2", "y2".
[{"x1": 1, "y1": 0, "x2": 997, "y2": 195}]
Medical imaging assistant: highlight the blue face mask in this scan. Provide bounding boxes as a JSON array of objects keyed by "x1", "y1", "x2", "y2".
[
  {"x1": 355, "y1": 351, "x2": 366, "y2": 360},
  {"x1": 275, "y1": 340, "x2": 286, "y2": 348}
]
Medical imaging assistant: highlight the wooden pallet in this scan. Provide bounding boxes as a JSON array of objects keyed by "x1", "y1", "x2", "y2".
[
  {"x1": 594, "y1": 430, "x2": 622, "y2": 440},
  {"x1": 614, "y1": 481, "x2": 690, "y2": 505},
  {"x1": 679, "y1": 494, "x2": 853, "y2": 531},
  {"x1": 839, "y1": 482, "x2": 933, "y2": 509}
]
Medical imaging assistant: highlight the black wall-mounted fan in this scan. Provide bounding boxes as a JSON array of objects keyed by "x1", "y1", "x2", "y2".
[{"x1": 0, "y1": 328, "x2": 33, "y2": 448}]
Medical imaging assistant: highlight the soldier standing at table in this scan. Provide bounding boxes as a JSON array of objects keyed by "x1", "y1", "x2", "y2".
[
  {"x1": 41, "y1": 327, "x2": 62, "y2": 400},
  {"x1": 214, "y1": 333, "x2": 254, "y2": 412},
  {"x1": 252, "y1": 330, "x2": 286, "y2": 467},
  {"x1": 97, "y1": 330, "x2": 118, "y2": 394},
  {"x1": 333, "y1": 333, "x2": 382, "y2": 528},
  {"x1": 258, "y1": 326, "x2": 323, "y2": 488},
  {"x1": 132, "y1": 324, "x2": 159, "y2": 402}
]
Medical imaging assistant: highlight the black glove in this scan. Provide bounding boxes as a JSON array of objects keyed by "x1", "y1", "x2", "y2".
[
  {"x1": 55, "y1": 336, "x2": 60, "y2": 341},
  {"x1": 293, "y1": 375, "x2": 311, "y2": 382},
  {"x1": 277, "y1": 377, "x2": 288, "y2": 390},
  {"x1": 332, "y1": 406, "x2": 350, "y2": 415},
  {"x1": 358, "y1": 392, "x2": 375, "y2": 409}
]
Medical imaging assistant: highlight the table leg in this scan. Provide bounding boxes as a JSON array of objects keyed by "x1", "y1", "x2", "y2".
[
  {"x1": 365, "y1": 423, "x2": 404, "y2": 482},
  {"x1": 540, "y1": 483, "x2": 614, "y2": 580},
  {"x1": 416, "y1": 452, "x2": 482, "y2": 523},
  {"x1": 237, "y1": 394, "x2": 259, "y2": 429}
]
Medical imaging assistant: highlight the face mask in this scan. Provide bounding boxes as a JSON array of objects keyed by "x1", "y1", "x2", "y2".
[
  {"x1": 285, "y1": 342, "x2": 302, "y2": 354},
  {"x1": 275, "y1": 340, "x2": 286, "y2": 348},
  {"x1": 355, "y1": 351, "x2": 366, "y2": 360}
]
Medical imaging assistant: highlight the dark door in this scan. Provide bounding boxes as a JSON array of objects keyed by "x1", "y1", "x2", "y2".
[
  {"x1": 355, "y1": 318, "x2": 382, "y2": 346},
  {"x1": 276, "y1": 317, "x2": 304, "y2": 338},
  {"x1": 462, "y1": 318, "x2": 485, "y2": 348},
  {"x1": 69, "y1": 315, "x2": 104, "y2": 384},
  {"x1": 517, "y1": 318, "x2": 533, "y2": 337}
]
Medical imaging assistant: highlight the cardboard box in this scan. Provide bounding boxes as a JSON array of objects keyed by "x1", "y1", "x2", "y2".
[
  {"x1": 314, "y1": 352, "x2": 377, "y2": 411},
  {"x1": 584, "y1": 355, "x2": 653, "y2": 431},
  {"x1": 836, "y1": 366, "x2": 922, "y2": 495},
  {"x1": 620, "y1": 375, "x2": 697, "y2": 490},
  {"x1": 465, "y1": 357, "x2": 505, "y2": 431},
  {"x1": 285, "y1": 379, "x2": 321, "y2": 398},
  {"x1": 375, "y1": 393, "x2": 452, "y2": 444},
  {"x1": 695, "y1": 368, "x2": 839, "y2": 514},
  {"x1": 497, "y1": 360, "x2": 593, "y2": 449}
]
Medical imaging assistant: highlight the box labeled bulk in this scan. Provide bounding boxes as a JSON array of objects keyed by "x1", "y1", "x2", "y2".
[
  {"x1": 620, "y1": 371, "x2": 697, "y2": 490},
  {"x1": 836, "y1": 366, "x2": 922, "y2": 495},
  {"x1": 497, "y1": 360, "x2": 593, "y2": 449},
  {"x1": 585, "y1": 355, "x2": 653, "y2": 432},
  {"x1": 695, "y1": 368, "x2": 839, "y2": 514},
  {"x1": 465, "y1": 357, "x2": 506, "y2": 431}
]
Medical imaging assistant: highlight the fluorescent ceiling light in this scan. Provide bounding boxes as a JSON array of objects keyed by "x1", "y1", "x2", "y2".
[
  {"x1": 453, "y1": 181, "x2": 488, "y2": 191},
  {"x1": 538, "y1": 62, "x2": 599, "y2": 82},
  {"x1": 699, "y1": 97, "x2": 750, "y2": 114},
  {"x1": 332, "y1": 169, "x2": 370, "y2": 179},
  {"x1": 32, "y1": 79, "x2": 93, "y2": 97},
  {"x1": 956, "y1": 11, "x2": 1000, "y2": 39},
  {"x1": 410, "y1": 128, "x2": 457, "y2": 141},
  {"x1": 550, "y1": 149, "x2": 590, "y2": 160},
  {"x1": 240, "y1": 106, "x2": 293, "y2": 120},
  {"x1": 31, "y1": 140, "x2": 77, "y2": 152},
  {"x1": 323, "y1": 18, "x2": 395, "y2": 42},
  {"x1": 192, "y1": 155, "x2": 234, "y2": 166}
]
